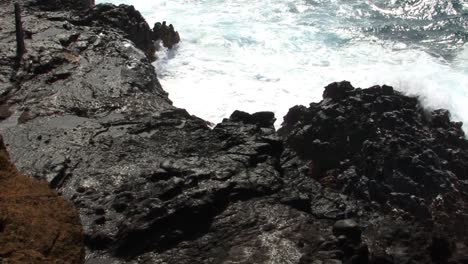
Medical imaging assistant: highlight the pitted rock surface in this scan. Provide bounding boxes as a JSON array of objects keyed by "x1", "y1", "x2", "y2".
[
  {"x1": 153, "y1": 21, "x2": 180, "y2": 49},
  {"x1": 279, "y1": 81, "x2": 468, "y2": 263},
  {"x1": 1, "y1": 1, "x2": 468, "y2": 264}
]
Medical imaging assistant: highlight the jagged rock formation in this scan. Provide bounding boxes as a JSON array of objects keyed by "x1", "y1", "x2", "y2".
[
  {"x1": 87, "y1": 4, "x2": 158, "y2": 61},
  {"x1": 0, "y1": 136, "x2": 84, "y2": 264},
  {"x1": 280, "y1": 82, "x2": 468, "y2": 224},
  {"x1": 279, "y1": 81, "x2": 468, "y2": 264},
  {"x1": 0, "y1": 1, "x2": 467, "y2": 264},
  {"x1": 29, "y1": 0, "x2": 94, "y2": 11},
  {"x1": 0, "y1": 0, "x2": 171, "y2": 123},
  {"x1": 153, "y1": 21, "x2": 181, "y2": 49}
]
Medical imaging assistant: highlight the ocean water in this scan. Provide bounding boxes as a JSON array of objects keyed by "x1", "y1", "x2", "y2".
[{"x1": 97, "y1": 0, "x2": 468, "y2": 130}]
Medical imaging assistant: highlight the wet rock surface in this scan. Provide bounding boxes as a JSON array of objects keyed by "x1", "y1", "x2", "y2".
[
  {"x1": 0, "y1": 1, "x2": 467, "y2": 264},
  {"x1": 332, "y1": 219, "x2": 361, "y2": 242},
  {"x1": 87, "y1": 4, "x2": 157, "y2": 61},
  {"x1": 153, "y1": 21, "x2": 181, "y2": 49},
  {"x1": 280, "y1": 81, "x2": 468, "y2": 264}
]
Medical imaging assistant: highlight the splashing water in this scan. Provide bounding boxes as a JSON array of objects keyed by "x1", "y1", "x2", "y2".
[{"x1": 97, "y1": 0, "x2": 468, "y2": 131}]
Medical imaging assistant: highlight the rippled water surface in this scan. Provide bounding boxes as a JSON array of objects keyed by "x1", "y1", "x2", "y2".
[{"x1": 97, "y1": 0, "x2": 468, "y2": 130}]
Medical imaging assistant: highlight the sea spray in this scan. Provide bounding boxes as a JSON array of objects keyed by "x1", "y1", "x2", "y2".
[{"x1": 97, "y1": 0, "x2": 468, "y2": 131}]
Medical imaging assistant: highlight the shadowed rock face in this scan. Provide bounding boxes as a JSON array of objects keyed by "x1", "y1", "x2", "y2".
[
  {"x1": 280, "y1": 82, "x2": 468, "y2": 223},
  {"x1": 1, "y1": 1, "x2": 468, "y2": 264},
  {"x1": 0, "y1": 135, "x2": 84, "y2": 264},
  {"x1": 26, "y1": 0, "x2": 93, "y2": 11},
  {"x1": 153, "y1": 21, "x2": 181, "y2": 49},
  {"x1": 279, "y1": 81, "x2": 468, "y2": 263},
  {"x1": 87, "y1": 4, "x2": 158, "y2": 61}
]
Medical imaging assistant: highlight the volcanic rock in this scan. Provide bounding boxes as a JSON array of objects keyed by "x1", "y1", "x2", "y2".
[
  {"x1": 89, "y1": 4, "x2": 157, "y2": 61},
  {"x1": 322, "y1": 81, "x2": 354, "y2": 100},
  {"x1": 1, "y1": 1, "x2": 468, "y2": 264},
  {"x1": 280, "y1": 81, "x2": 468, "y2": 224},
  {"x1": 27, "y1": 0, "x2": 94, "y2": 11},
  {"x1": 332, "y1": 219, "x2": 361, "y2": 242},
  {"x1": 279, "y1": 81, "x2": 468, "y2": 263},
  {"x1": 153, "y1": 21, "x2": 181, "y2": 49}
]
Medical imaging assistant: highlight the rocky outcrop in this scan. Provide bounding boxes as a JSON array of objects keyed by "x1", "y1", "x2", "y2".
[
  {"x1": 88, "y1": 4, "x2": 157, "y2": 61},
  {"x1": 280, "y1": 81, "x2": 468, "y2": 225},
  {"x1": 0, "y1": 0, "x2": 172, "y2": 123},
  {"x1": 279, "y1": 81, "x2": 468, "y2": 264},
  {"x1": 26, "y1": 0, "x2": 94, "y2": 11},
  {"x1": 0, "y1": 1, "x2": 468, "y2": 264},
  {"x1": 0, "y1": 135, "x2": 84, "y2": 264},
  {"x1": 82, "y1": 5, "x2": 180, "y2": 60},
  {"x1": 153, "y1": 21, "x2": 181, "y2": 49}
]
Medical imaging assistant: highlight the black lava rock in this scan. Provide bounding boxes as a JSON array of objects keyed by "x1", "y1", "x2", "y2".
[
  {"x1": 323, "y1": 81, "x2": 354, "y2": 100},
  {"x1": 333, "y1": 219, "x2": 361, "y2": 242},
  {"x1": 89, "y1": 4, "x2": 157, "y2": 60},
  {"x1": 153, "y1": 21, "x2": 181, "y2": 49},
  {"x1": 1, "y1": 2, "x2": 468, "y2": 264}
]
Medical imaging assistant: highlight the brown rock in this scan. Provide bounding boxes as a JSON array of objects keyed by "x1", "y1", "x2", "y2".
[{"x1": 0, "y1": 135, "x2": 84, "y2": 264}]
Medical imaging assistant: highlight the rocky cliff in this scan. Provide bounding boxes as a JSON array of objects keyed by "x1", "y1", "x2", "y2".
[{"x1": 0, "y1": 1, "x2": 467, "y2": 264}]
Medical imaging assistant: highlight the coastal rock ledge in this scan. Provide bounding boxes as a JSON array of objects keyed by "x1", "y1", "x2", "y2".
[{"x1": 0, "y1": 1, "x2": 467, "y2": 264}]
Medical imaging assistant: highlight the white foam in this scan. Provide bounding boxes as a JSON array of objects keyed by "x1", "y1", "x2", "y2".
[{"x1": 97, "y1": 0, "x2": 468, "y2": 132}]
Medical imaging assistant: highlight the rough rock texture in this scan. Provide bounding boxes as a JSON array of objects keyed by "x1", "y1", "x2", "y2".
[
  {"x1": 86, "y1": 4, "x2": 157, "y2": 61},
  {"x1": 280, "y1": 81, "x2": 468, "y2": 228},
  {"x1": 27, "y1": 0, "x2": 94, "y2": 11},
  {"x1": 1, "y1": 1, "x2": 468, "y2": 264},
  {"x1": 0, "y1": 0, "x2": 171, "y2": 124},
  {"x1": 153, "y1": 21, "x2": 181, "y2": 49},
  {"x1": 0, "y1": 135, "x2": 84, "y2": 263},
  {"x1": 279, "y1": 81, "x2": 468, "y2": 264}
]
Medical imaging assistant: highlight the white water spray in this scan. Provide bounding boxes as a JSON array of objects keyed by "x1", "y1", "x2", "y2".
[{"x1": 97, "y1": 0, "x2": 468, "y2": 132}]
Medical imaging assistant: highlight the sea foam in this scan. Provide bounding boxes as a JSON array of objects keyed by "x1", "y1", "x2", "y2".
[{"x1": 97, "y1": 0, "x2": 468, "y2": 131}]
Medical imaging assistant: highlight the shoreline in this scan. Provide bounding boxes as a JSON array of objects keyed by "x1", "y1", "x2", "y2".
[{"x1": 0, "y1": 1, "x2": 467, "y2": 263}]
